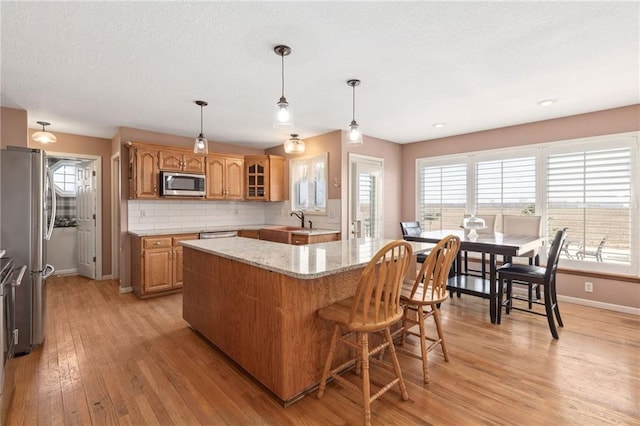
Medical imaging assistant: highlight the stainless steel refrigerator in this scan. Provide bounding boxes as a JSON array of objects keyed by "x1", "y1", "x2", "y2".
[{"x1": 1, "y1": 146, "x2": 56, "y2": 354}]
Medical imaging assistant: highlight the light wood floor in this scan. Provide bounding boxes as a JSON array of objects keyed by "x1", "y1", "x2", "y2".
[{"x1": 6, "y1": 275, "x2": 639, "y2": 425}]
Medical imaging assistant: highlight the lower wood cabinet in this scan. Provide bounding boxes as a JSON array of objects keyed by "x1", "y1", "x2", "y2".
[
  {"x1": 291, "y1": 232, "x2": 341, "y2": 245},
  {"x1": 237, "y1": 229, "x2": 260, "y2": 239},
  {"x1": 131, "y1": 233, "x2": 199, "y2": 298}
]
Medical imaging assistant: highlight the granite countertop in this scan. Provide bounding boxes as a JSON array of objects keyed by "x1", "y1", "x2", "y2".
[
  {"x1": 128, "y1": 224, "x2": 340, "y2": 237},
  {"x1": 181, "y1": 237, "x2": 433, "y2": 280}
]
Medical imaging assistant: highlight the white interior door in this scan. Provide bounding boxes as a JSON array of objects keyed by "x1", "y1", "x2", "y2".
[
  {"x1": 349, "y1": 155, "x2": 383, "y2": 239},
  {"x1": 76, "y1": 160, "x2": 96, "y2": 279}
]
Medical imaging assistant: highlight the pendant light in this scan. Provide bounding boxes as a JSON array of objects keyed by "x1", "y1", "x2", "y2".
[
  {"x1": 284, "y1": 134, "x2": 305, "y2": 154},
  {"x1": 193, "y1": 100, "x2": 208, "y2": 154},
  {"x1": 273, "y1": 45, "x2": 293, "y2": 129},
  {"x1": 31, "y1": 121, "x2": 57, "y2": 144},
  {"x1": 346, "y1": 79, "x2": 363, "y2": 145}
]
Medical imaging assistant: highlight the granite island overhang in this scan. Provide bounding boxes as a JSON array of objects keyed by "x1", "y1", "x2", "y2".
[{"x1": 180, "y1": 237, "x2": 433, "y2": 404}]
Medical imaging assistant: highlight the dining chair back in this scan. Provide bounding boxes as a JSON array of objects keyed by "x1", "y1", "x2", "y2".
[
  {"x1": 497, "y1": 227, "x2": 568, "y2": 339},
  {"x1": 400, "y1": 221, "x2": 426, "y2": 263},
  {"x1": 396, "y1": 235, "x2": 461, "y2": 383},
  {"x1": 317, "y1": 240, "x2": 412, "y2": 425}
]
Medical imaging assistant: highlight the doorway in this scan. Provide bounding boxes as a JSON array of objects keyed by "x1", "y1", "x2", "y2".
[
  {"x1": 348, "y1": 154, "x2": 384, "y2": 239},
  {"x1": 46, "y1": 153, "x2": 101, "y2": 279}
]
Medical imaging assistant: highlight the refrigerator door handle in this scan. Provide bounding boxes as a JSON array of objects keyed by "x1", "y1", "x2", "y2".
[
  {"x1": 42, "y1": 264, "x2": 55, "y2": 279},
  {"x1": 10, "y1": 265, "x2": 28, "y2": 287},
  {"x1": 45, "y1": 166, "x2": 56, "y2": 240}
]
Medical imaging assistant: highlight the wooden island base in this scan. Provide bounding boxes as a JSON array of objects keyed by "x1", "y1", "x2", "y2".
[{"x1": 182, "y1": 247, "x2": 363, "y2": 404}]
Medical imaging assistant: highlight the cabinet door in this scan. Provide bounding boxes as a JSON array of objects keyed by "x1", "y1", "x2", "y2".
[
  {"x1": 268, "y1": 156, "x2": 285, "y2": 201},
  {"x1": 143, "y1": 248, "x2": 172, "y2": 292},
  {"x1": 135, "y1": 149, "x2": 159, "y2": 199},
  {"x1": 226, "y1": 158, "x2": 245, "y2": 200},
  {"x1": 173, "y1": 246, "x2": 184, "y2": 287},
  {"x1": 205, "y1": 156, "x2": 226, "y2": 199},
  {"x1": 245, "y1": 157, "x2": 269, "y2": 200},
  {"x1": 159, "y1": 151, "x2": 184, "y2": 171},
  {"x1": 182, "y1": 154, "x2": 205, "y2": 173}
]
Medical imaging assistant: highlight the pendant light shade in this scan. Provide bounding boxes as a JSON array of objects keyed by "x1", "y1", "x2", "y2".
[
  {"x1": 273, "y1": 45, "x2": 293, "y2": 129},
  {"x1": 193, "y1": 100, "x2": 209, "y2": 154},
  {"x1": 346, "y1": 79, "x2": 363, "y2": 145},
  {"x1": 32, "y1": 121, "x2": 57, "y2": 144},
  {"x1": 284, "y1": 134, "x2": 305, "y2": 154}
]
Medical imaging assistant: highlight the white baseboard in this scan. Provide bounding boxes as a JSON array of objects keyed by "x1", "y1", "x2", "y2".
[
  {"x1": 119, "y1": 286, "x2": 133, "y2": 294},
  {"x1": 510, "y1": 288, "x2": 638, "y2": 315},
  {"x1": 53, "y1": 269, "x2": 77, "y2": 276},
  {"x1": 557, "y1": 295, "x2": 640, "y2": 315},
  {"x1": 100, "y1": 274, "x2": 113, "y2": 280}
]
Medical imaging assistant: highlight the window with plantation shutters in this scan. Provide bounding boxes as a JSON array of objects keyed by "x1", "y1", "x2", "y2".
[
  {"x1": 547, "y1": 147, "x2": 632, "y2": 265},
  {"x1": 415, "y1": 132, "x2": 638, "y2": 277},
  {"x1": 476, "y1": 156, "x2": 536, "y2": 230},
  {"x1": 417, "y1": 161, "x2": 467, "y2": 231}
]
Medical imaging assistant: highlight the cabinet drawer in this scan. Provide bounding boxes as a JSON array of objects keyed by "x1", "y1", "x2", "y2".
[
  {"x1": 143, "y1": 237, "x2": 172, "y2": 249},
  {"x1": 292, "y1": 235, "x2": 309, "y2": 245},
  {"x1": 172, "y1": 234, "x2": 199, "y2": 246}
]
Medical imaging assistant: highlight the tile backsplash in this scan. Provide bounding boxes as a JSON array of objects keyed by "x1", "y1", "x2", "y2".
[{"x1": 128, "y1": 199, "x2": 341, "y2": 231}]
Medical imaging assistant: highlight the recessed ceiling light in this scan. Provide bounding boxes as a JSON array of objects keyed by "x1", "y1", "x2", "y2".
[
  {"x1": 537, "y1": 99, "x2": 557, "y2": 107},
  {"x1": 432, "y1": 122, "x2": 445, "y2": 128}
]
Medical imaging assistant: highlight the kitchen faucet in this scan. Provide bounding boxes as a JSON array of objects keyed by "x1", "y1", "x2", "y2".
[{"x1": 290, "y1": 211, "x2": 305, "y2": 228}]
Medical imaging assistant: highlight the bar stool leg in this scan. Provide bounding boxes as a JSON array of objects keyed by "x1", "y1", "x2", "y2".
[{"x1": 317, "y1": 324, "x2": 340, "y2": 399}]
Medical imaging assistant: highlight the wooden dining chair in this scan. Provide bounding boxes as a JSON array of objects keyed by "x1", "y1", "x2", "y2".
[
  {"x1": 497, "y1": 227, "x2": 567, "y2": 339},
  {"x1": 394, "y1": 235, "x2": 461, "y2": 383},
  {"x1": 317, "y1": 240, "x2": 412, "y2": 426}
]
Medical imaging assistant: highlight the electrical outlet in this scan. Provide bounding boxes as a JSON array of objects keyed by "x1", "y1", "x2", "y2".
[
  {"x1": 329, "y1": 210, "x2": 336, "y2": 218},
  {"x1": 140, "y1": 210, "x2": 146, "y2": 218},
  {"x1": 584, "y1": 282, "x2": 593, "y2": 293}
]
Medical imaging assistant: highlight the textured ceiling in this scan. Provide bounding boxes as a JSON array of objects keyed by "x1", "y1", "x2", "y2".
[{"x1": 1, "y1": 2, "x2": 638, "y2": 149}]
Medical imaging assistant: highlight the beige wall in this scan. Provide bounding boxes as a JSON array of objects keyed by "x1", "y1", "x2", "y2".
[
  {"x1": 267, "y1": 130, "x2": 342, "y2": 201},
  {"x1": 28, "y1": 129, "x2": 113, "y2": 277},
  {"x1": 400, "y1": 104, "x2": 640, "y2": 309},
  {"x1": 0, "y1": 107, "x2": 28, "y2": 149},
  {"x1": 401, "y1": 104, "x2": 640, "y2": 218}
]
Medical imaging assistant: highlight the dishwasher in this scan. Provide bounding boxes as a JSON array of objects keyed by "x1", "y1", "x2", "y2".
[{"x1": 199, "y1": 231, "x2": 238, "y2": 239}]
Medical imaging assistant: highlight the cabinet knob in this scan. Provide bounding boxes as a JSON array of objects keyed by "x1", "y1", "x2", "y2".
[{"x1": 154, "y1": 241, "x2": 162, "y2": 245}]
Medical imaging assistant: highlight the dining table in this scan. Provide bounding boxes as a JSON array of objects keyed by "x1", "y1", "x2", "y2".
[{"x1": 404, "y1": 229, "x2": 545, "y2": 323}]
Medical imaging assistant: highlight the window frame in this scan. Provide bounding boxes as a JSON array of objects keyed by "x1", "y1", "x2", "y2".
[
  {"x1": 289, "y1": 152, "x2": 328, "y2": 215},
  {"x1": 50, "y1": 159, "x2": 77, "y2": 197},
  {"x1": 415, "y1": 131, "x2": 639, "y2": 277}
]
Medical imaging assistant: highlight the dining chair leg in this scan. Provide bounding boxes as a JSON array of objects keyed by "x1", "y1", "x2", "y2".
[
  {"x1": 505, "y1": 280, "x2": 513, "y2": 315},
  {"x1": 317, "y1": 324, "x2": 340, "y2": 399},
  {"x1": 527, "y1": 285, "x2": 533, "y2": 309},
  {"x1": 543, "y1": 284, "x2": 559, "y2": 339},
  {"x1": 415, "y1": 306, "x2": 430, "y2": 383},
  {"x1": 432, "y1": 307, "x2": 449, "y2": 362},
  {"x1": 359, "y1": 332, "x2": 372, "y2": 426},
  {"x1": 551, "y1": 278, "x2": 564, "y2": 327}
]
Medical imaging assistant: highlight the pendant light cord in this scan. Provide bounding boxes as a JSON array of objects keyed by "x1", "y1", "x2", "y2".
[
  {"x1": 352, "y1": 84, "x2": 356, "y2": 121},
  {"x1": 200, "y1": 104, "x2": 204, "y2": 135},
  {"x1": 281, "y1": 53, "x2": 285, "y2": 98}
]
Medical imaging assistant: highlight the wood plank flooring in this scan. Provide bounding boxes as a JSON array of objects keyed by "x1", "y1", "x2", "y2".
[{"x1": 6, "y1": 275, "x2": 639, "y2": 425}]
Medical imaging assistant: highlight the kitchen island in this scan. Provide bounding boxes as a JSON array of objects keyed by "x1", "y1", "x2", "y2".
[{"x1": 181, "y1": 237, "x2": 432, "y2": 404}]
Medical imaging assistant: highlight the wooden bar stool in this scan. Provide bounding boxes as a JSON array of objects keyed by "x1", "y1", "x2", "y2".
[
  {"x1": 394, "y1": 235, "x2": 460, "y2": 383},
  {"x1": 317, "y1": 240, "x2": 412, "y2": 426}
]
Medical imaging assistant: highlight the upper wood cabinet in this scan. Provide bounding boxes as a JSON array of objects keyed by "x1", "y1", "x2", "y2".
[
  {"x1": 129, "y1": 146, "x2": 160, "y2": 199},
  {"x1": 244, "y1": 155, "x2": 285, "y2": 201},
  {"x1": 159, "y1": 151, "x2": 205, "y2": 174},
  {"x1": 205, "y1": 155, "x2": 244, "y2": 200}
]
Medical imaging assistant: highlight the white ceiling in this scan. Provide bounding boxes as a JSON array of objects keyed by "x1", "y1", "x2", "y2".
[{"x1": 1, "y1": 2, "x2": 638, "y2": 149}]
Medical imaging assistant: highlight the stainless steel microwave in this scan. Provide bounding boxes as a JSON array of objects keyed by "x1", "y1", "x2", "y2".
[{"x1": 160, "y1": 171, "x2": 205, "y2": 196}]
